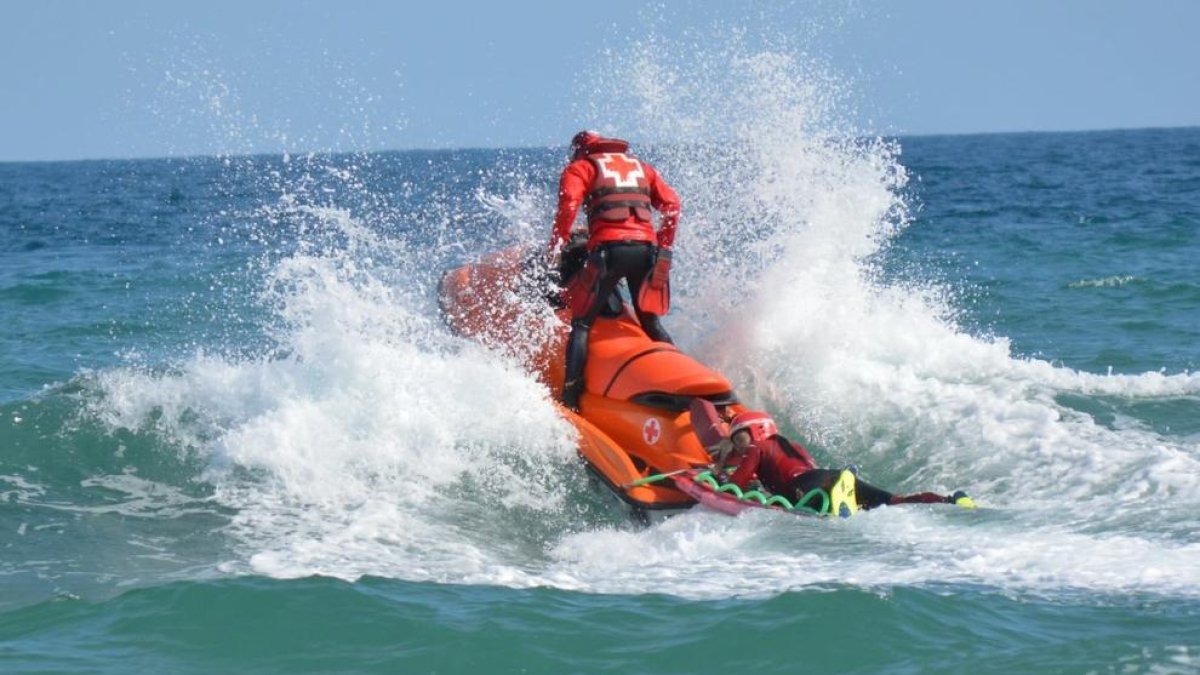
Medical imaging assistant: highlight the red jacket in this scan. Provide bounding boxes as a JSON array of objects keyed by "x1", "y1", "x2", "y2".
[
  {"x1": 727, "y1": 436, "x2": 818, "y2": 494},
  {"x1": 549, "y1": 156, "x2": 680, "y2": 253}
]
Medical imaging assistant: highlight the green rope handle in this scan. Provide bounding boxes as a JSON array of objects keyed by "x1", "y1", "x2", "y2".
[
  {"x1": 765, "y1": 495, "x2": 795, "y2": 509},
  {"x1": 741, "y1": 490, "x2": 770, "y2": 505},
  {"x1": 715, "y1": 483, "x2": 746, "y2": 498},
  {"x1": 794, "y1": 488, "x2": 830, "y2": 515},
  {"x1": 694, "y1": 471, "x2": 831, "y2": 516}
]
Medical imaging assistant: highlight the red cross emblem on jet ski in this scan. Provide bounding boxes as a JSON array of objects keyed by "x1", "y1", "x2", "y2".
[
  {"x1": 642, "y1": 417, "x2": 662, "y2": 445},
  {"x1": 597, "y1": 153, "x2": 645, "y2": 188}
]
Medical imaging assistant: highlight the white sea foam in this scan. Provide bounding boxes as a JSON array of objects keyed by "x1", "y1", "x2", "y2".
[
  {"x1": 91, "y1": 186, "x2": 581, "y2": 583},
  {"x1": 1068, "y1": 275, "x2": 1142, "y2": 288}
]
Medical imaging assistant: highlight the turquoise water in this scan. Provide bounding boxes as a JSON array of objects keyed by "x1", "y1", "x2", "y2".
[
  {"x1": 1, "y1": 578, "x2": 1194, "y2": 674},
  {"x1": 3, "y1": 73, "x2": 1199, "y2": 675}
]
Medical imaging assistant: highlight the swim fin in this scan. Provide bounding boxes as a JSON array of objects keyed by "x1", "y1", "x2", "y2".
[
  {"x1": 828, "y1": 469, "x2": 859, "y2": 518},
  {"x1": 637, "y1": 247, "x2": 672, "y2": 316}
]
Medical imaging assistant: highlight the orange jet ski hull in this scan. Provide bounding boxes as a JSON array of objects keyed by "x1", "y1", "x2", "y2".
[{"x1": 439, "y1": 245, "x2": 742, "y2": 514}]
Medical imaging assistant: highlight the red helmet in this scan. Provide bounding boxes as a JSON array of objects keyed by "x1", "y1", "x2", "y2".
[
  {"x1": 570, "y1": 130, "x2": 602, "y2": 158},
  {"x1": 729, "y1": 411, "x2": 778, "y2": 443}
]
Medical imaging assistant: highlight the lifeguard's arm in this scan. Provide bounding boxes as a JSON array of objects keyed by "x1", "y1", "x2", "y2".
[
  {"x1": 727, "y1": 444, "x2": 763, "y2": 490},
  {"x1": 647, "y1": 164, "x2": 681, "y2": 249},
  {"x1": 548, "y1": 161, "x2": 593, "y2": 255}
]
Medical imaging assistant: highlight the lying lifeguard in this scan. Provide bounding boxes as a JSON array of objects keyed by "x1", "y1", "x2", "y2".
[{"x1": 690, "y1": 400, "x2": 975, "y2": 518}]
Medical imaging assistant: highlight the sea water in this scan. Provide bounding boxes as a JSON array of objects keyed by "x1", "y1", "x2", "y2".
[{"x1": 2, "y1": 45, "x2": 1198, "y2": 675}]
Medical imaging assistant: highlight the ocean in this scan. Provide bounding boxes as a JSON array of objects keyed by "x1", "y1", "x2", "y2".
[{"x1": 2, "y1": 111, "x2": 1198, "y2": 672}]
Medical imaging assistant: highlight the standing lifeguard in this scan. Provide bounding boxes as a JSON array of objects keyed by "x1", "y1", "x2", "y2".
[{"x1": 549, "y1": 131, "x2": 681, "y2": 410}]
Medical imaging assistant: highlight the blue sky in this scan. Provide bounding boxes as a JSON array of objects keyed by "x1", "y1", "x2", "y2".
[{"x1": 2, "y1": 0, "x2": 1198, "y2": 161}]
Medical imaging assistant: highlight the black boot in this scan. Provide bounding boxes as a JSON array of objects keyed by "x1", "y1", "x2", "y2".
[
  {"x1": 562, "y1": 319, "x2": 591, "y2": 411},
  {"x1": 562, "y1": 378, "x2": 584, "y2": 411},
  {"x1": 639, "y1": 313, "x2": 674, "y2": 345}
]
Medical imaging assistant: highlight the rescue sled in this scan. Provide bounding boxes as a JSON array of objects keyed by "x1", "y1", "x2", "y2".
[
  {"x1": 672, "y1": 469, "x2": 829, "y2": 517},
  {"x1": 438, "y1": 241, "x2": 744, "y2": 516}
]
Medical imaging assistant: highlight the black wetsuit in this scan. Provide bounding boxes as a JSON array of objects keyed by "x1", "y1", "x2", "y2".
[{"x1": 562, "y1": 241, "x2": 673, "y2": 409}]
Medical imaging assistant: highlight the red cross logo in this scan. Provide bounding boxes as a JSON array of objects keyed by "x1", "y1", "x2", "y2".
[
  {"x1": 597, "y1": 153, "x2": 645, "y2": 188},
  {"x1": 642, "y1": 417, "x2": 662, "y2": 445}
]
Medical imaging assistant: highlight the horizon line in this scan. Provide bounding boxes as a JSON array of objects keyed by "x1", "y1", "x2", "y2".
[{"x1": 3, "y1": 123, "x2": 1197, "y2": 166}]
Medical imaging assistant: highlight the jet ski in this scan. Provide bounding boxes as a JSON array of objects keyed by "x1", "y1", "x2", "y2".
[{"x1": 438, "y1": 239, "x2": 744, "y2": 518}]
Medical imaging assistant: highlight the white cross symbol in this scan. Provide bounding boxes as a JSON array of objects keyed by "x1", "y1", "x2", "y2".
[
  {"x1": 597, "y1": 153, "x2": 645, "y2": 188},
  {"x1": 642, "y1": 417, "x2": 662, "y2": 445}
]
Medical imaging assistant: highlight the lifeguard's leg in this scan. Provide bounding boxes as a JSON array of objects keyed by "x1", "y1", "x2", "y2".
[
  {"x1": 864, "y1": 481, "x2": 972, "y2": 509},
  {"x1": 793, "y1": 470, "x2": 970, "y2": 511},
  {"x1": 888, "y1": 491, "x2": 962, "y2": 506},
  {"x1": 625, "y1": 246, "x2": 674, "y2": 344},
  {"x1": 562, "y1": 254, "x2": 621, "y2": 410},
  {"x1": 637, "y1": 311, "x2": 673, "y2": 344},
  {"x1": 793, "y1": 470, "x2": 897, "y2": 511},
  {"x1": 562, "y1": 319, "x2": 590, "y2": 410}
]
